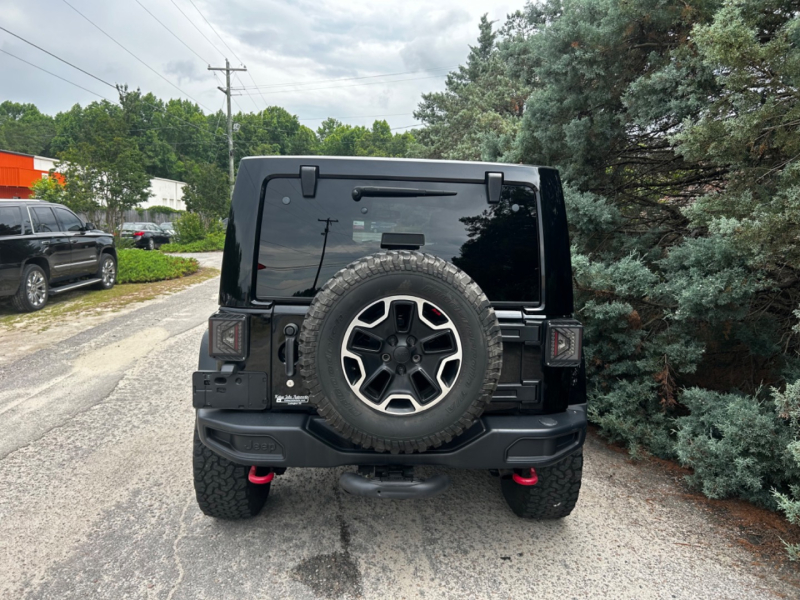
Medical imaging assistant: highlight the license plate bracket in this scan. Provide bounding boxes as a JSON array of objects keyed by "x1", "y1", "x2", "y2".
[{"x1": 192, "y1": 371, "x2": 268, "y2": 410}]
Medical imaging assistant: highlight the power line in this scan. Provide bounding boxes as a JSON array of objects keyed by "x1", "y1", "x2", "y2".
[
  {"x1": 184, "y1": 0, "x2": 270, "y2": 111},
  {"x1": 61, "y1": 0, "x2": 214, "y2": 111},
  {"x1": 186, "y1": 0, "x2": 241, "y2": 63},
  {"x1": 169, "y1": 0, "x2": 225, "y2": 59},
  {"x1": 237, "y1": 66, "x2": 455, "y2": 90},
  {"x1": 246, "y1": 73, "x2": 271, "y2": 110},
  {"x1": 133, "y1": 0, "x2": 209, "y2": 64},
  {"x1": 298, "y1": 112, "x2": 412, "y2": 122},
  {"x1": 0, "y1": 27, "x2": 226, "y2": 143},
  {"x1": 234, "y1": 71, "x2": 262, "y2": 113},
  {"x1": 234, "y1": 74, "x2": 448, "y2": 96},
  {"x1": 0, "y1": 48, "x2": 110, "y2": 99},
  {"x1": 0, "y1": 26, "x2": 116, "y2": 89}
]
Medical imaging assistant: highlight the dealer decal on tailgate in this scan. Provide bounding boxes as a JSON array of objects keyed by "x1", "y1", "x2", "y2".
[{"x1": 275, "y1": 394, "x2": 309, "y2": 405}]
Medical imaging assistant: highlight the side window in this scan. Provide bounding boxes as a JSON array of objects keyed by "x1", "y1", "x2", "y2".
[
  {"x1": 53, "y1": 207, "x2": 83, "y2": 232},
  {"x1": 0, "y1": 206, "x2": 22, "y2": 236},
  {"x1": 31, "y1": 207, "x2": 59, "y2": 233}
]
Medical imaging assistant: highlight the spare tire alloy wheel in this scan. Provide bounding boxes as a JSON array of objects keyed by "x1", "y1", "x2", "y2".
[
  {"x1": 300, "y1": 252, "x2": 502, "y2": 454},
  {"x1": 342, "y1": 296, "x2": 461, "y2": 415}
]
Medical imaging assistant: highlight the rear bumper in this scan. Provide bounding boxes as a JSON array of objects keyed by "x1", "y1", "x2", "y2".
[
  {"x1": 120, "y1": 236, "x2": 147, "y2": 248},
  {"x1": 196, "y1": 405, "x2": 587, "y2": 469}
]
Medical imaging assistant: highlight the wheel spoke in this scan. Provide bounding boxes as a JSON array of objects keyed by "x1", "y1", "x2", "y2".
[
  {"x1": 348, "y1": 328, "x2": 383, "y2": 353},
  {"x1": 421, "y1": 331, "x2": 457, "y2": 355},
  {"x1": 360, "y1": 367, "x2": 394, "y2": 402},
  {"x1": 391, "y1": 301, "x2": 414, "y2": 333},
  {"x1": 409, "y1": 368, "x2": 441, "y2": 404}
]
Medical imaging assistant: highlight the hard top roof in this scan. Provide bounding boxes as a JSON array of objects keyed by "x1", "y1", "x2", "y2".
[{"x1": 237, "y1": 156, "x2": 550, "y2": 188}]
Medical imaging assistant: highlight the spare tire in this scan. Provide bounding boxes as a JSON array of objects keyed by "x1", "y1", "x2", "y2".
[{"x1": 298, "y1": 251, "x2": 502, "y2": 453}]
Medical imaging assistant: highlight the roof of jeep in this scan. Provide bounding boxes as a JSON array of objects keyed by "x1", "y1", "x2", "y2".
[{"x1": 237, "y1": 156, "x2": 550, "y2": 187}]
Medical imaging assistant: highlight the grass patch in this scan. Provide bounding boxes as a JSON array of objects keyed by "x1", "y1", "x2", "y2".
[
  {"x1": 118, "y1": 248, "x2": 199, "y2": 283},
  {"x1": 160, "y1": 232, "x2": 225, "y2": 253},
  {"x1": 0, "y1": 267, "x2": 219, "y2": 331}
]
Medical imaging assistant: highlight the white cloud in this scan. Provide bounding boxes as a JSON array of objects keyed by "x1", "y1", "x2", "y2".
[{"x1": 0, "y1": 0, "x2": 520, "y2": 129}]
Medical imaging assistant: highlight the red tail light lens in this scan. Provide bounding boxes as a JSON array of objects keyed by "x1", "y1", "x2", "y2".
[
  {"x1": 133, "y1": 231, "x2": 145, "y2": 237},
  {"x1": 208, "y1": 313, "x2": 249, "y2": 361},
  {"x1": 545, "y1": 319, "x2": 583, "y2": 367}
]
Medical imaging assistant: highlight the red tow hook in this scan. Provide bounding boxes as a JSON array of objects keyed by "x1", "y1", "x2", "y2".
[
  {"x1": 512, "y1": 468, "x2": 538, "y2": 486},
  {"x1": 248, "y1": 466, "x2": 275, "y2": 485}
]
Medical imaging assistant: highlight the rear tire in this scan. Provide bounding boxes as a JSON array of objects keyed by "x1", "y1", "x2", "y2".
[
  {"x1": 501, "y1": 448, "x2": 583, "y2": 519},
  {"x1": 147, "y1": 238, "x2": 155, "y2": 251},
  {"x1": 12, "y1": 264, "x2": 48, "y2": 312},
  {"x1": 193, "y1": 429, "x2": 270, "y2": 519}
]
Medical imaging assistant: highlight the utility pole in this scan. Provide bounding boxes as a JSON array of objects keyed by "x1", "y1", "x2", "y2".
[
  {"x1": 208, "y1": 59, "x2": 247, "y2": 197},
  {"x1": 312, "y1": 218, "x2": 339, "y2": 291}
]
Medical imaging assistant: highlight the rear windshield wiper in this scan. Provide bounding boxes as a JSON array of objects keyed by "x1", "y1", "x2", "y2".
[{"x1": 352, "y1": 186, "x2": 457, "y2": 201}]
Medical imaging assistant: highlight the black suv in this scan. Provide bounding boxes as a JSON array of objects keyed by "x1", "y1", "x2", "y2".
[
  {"x1": 193, "y1": 157, "x2": 586, "y2": 520},
  {"x1": 0, "y1": 200, "x2": 117, "y2": 312}
]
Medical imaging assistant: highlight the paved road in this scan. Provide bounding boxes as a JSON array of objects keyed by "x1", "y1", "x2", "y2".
[{"x1": 0, "y1": 254, "x2": 795, "y2": 599}]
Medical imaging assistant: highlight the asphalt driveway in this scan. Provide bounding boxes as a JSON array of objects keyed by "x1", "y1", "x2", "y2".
[{"x1": 0, "y1": 254, "x2": 796, "y2": 599}]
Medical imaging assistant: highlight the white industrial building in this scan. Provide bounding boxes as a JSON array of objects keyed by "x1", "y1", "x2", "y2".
[{"x1": 142, "y1": 177, "x2": 187, "y2": 211}]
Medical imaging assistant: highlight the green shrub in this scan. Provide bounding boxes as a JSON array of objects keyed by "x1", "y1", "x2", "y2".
[
  {"x1": 117, "y1": 248, "x2": 198, "y2": 283},
  {"x1": 772, "y1": 378, "x2": 800, "y2": 559},
  {"x1": 174, "y1": 212, "x2": 206, "y2": 244},
  {"x1": 160, "y1": 231, "x2": 225, "y2": 253},
  {"x1": 675, "y1": 388, "x2": 800, "y2": 508},
  {"x1": 137, "y1": 205, "x2": 180, "y2": 216}
]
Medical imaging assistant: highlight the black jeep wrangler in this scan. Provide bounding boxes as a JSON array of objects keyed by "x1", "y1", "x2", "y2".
[{"x1": 193, "y1": 157, "x2": 586, "y2": 520}]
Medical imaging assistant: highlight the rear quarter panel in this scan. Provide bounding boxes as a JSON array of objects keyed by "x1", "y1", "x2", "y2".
[{"x1": 0, "y1": 234, "x2": 47, "y2": 297}]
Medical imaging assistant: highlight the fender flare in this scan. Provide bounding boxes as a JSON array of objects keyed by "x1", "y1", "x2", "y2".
[{"x1": 198, "y1": 329, "x2": 216, "y2": 370}]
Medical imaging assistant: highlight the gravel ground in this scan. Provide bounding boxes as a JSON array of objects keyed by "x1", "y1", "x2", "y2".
[{"x1": 0, "y1": 253, "x2": 796, "y2": 599}]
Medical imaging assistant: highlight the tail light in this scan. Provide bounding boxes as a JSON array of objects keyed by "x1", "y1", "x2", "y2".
[
  {"x1": 134, "y1": 231, "x2": 144, "y2": 237},
  {"x1": 545, "y1": 319, "x2": 583, "y2": 367},
  {"x1": 208, "y1": 313, "x2": 249, "y2": 361}
]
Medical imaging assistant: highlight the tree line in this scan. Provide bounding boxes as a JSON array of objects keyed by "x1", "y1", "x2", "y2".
[
  {"x1": 413, "y1": 0, "x2": 800, "y2": 543},
  {"x1": 0, "y1": 90, "x2": 415, "y2": 226}
]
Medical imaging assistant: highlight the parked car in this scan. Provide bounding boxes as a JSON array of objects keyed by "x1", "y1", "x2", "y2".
[
  {"x1": 192, "y1": 157, "x2": 586, "y2": 521},
  {"x1": 119, "y1": 222, "x2": 170, "y2": 250},
  {"x1": 0, "y1": 199, "x2": 116, "y2": 312},
  {"x1": 159, "y1": 222, "x2": 176, "y2": 237}
]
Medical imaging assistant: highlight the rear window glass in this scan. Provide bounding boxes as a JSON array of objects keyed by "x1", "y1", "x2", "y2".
[
  {"x1": 256, "y1": 178, "x2": 540, "y2": 303},
  {"x1": 0, "y1": 206, "x2": 22, "y2": 236},
  {"x1": 31, "y1": 207, "x2": 59, "y2": 233}
]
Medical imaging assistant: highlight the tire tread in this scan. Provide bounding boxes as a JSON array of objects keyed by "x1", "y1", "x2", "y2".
[
  {"x1": 192, "y1": 430, "x2": 269, "y2": 519},
  {"x1": 501, "y1": 449, "x2": 583, "y2": 519}
]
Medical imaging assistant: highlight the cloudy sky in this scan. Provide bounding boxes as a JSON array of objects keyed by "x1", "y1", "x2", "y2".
[{"x1": 0, "y1": 0, "x2": 521, "y2": 131}]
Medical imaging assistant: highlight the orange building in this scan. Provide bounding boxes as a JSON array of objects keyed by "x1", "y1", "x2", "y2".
[{"x1": 0, "y1": 149, "x2": 63, "y2": 199}]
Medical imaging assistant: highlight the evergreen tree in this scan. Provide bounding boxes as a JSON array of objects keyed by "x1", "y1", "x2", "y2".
[{"x1": 411, "y1": 0, "x2": 800, "y2": 521}]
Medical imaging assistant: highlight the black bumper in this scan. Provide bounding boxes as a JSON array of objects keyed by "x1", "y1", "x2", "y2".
[{"x1": 196, "y1": 405, "x2": 587, "y2": 470}]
